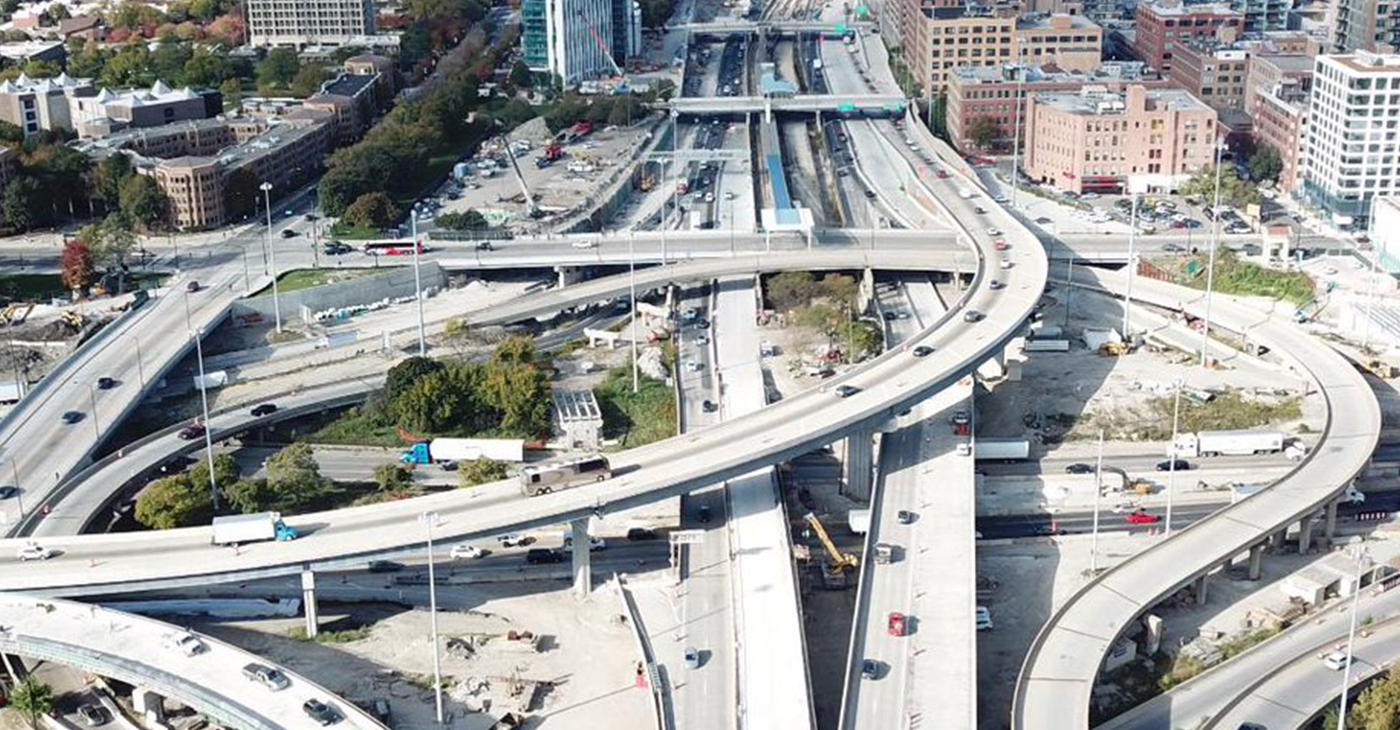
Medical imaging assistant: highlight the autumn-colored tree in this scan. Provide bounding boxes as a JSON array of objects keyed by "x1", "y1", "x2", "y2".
[{"x1": 60, "y1": 239, "x2": 94, "y2": 293}]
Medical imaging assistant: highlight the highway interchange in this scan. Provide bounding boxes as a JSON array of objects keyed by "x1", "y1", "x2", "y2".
[{"x1": 0, "y1": 5, "x2": 1394, "y2": 730}]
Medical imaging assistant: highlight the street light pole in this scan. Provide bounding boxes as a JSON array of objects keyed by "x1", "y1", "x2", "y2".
[
  {"x1": 1011, "y1": 64, "x2": 1023, "y2": 210},
  {"x1": 1166, "y1": 378, "x2": 1182, "y2": 538},
  {"x1": 1362, "y1": 200, "x2": 1381, "y2": 350},
  {"x1": 1199, "y1": 142, "x2": 1225, "y2": 368},
  {"x1": 629, "y1": 231, "x2": 639, "y2": 394},
  {"x1": 1337, "y1": 538, "x2": 1368, "y2": 730},
  {"x1": 420, "y1": 511, "x2": 445, "y2": 725},
  {"x1": 87, "y1": 384, "x2": 99, "y2": 442},
  {"x1": 1091, "y1": 429, "x2": 1104, "y2": 573},
  {"x1": 410, "y1": 206, "x2": 426, "y2": 356},
  {"x1": 192, "y1": 328, "x2": 219, "y2": 511},
  {"x1": 261, "y1": 182, "x2": 282, "y2": 333},
  {"x1": 8, "y1": 458, "x2": 23, "y2": 517},
  {"x1": 1123, "y1": 191, "x2": 1138, "y2": 338},
  {"x1": 129, "y1": 333, "x2": 145, "y2": 386}
]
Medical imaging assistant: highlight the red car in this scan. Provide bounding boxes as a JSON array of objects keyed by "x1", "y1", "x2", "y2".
[
  {"x1": 887, "y1": 612, "x2": 906, "y2": 636},
  {"x1": 968, "y1": 157, "x2": 996, "y2": 166},
  {"x1": 994, "y1": 240, "x2": 1009, "y2": 251},
  {"x1": 935, "y1": 169, "x2": 949, "y2": 179},
  {"x1": 178, "y1": 423, "x2": 206, "y2": 441},
  {"x1": 1125, "y1": 510, "x2": 1161, "y2": 525}
]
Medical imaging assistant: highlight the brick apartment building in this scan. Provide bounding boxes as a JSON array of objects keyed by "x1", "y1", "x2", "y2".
[
  {"x1": 1133, "y1": 0, "x2": 1244, "y2": 72},
  {"x1": 899, "y1": 6, "x2": 1103, "y2": 93},
  {"x1": 1023, "y1": 84, "x2": 1218, "y2": 193},
  {"x1": 1168, "y1": 41, "x2": 1252, "y2": 112}
]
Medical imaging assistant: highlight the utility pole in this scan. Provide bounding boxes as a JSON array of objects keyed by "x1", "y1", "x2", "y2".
[
  {"x1": 1165, "y1": 378, "x2": 1182, "y2": 538},
  {"x1": 260, "y1": 182, "x2": 282, "y2": 333},
  {"x1": 410, "y1": 206, "x2": 426, "y2": 356},
  {"x1": 1090, "y1": 429, "x2": 1104, "y2": 572},
  {"x1": 1336, "y1": 537, "x2": 1368, "y2": 730},
  {"x1": 192, "y1": 328, "x2": 219, "y2": 511},
  {"x1": 1199, "y1": 142, "x2": 1225, "y2": 368},
  {"x1": 1123, "y1": 191, "x2": 1138, "y2": 338},
  {"x1": 420, "y1": 511, "x2": 445, "y2": 725},
  {"x1": 629, "y1": 232, "x2": 639, "y2": 394},
  {"x1": 1011, "y1": 64, "x2": 1023, "y2": 210}
]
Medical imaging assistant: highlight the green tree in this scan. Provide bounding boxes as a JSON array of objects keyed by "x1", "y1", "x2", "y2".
[
  {"x1": 967, "y1": 115, "x2": 999, "y2": 150},
  {"x1": 767, "y1": 271, "x2": 817, "y2": 310},
  {"x1": 223, "y1": 166, "x2": 260, "y2": 221},
  {"x1": 35, "y1": 144, "x2": 92, "y2": 217},
  {"x1": 150, "y1": 41, "x2": 192, "y2": 84},
  {"x1": 222, "y1": 478, "x2": 274, "y2": 514},
  {"x1": 435, "y1": 209, "x2": 487, "y2": 230},
  {"x1": 1178, "y1": 164, "x2": 1260, "y2": 211},
  {"x1": 135, "y1": 474, "x2": 213, "y2": 529},
  {"x1": 931, "y1": 92, "x2": 949, "y2": 139},
  {"x1": 1248, "y1": 145, "x2": 1283, "y2": 183},
  {"x1": 508, "y1": 60, "x2": 532, "y2": 88},
  {"x1": 60, "y1": 239, "x2": 94, "y2": 292},
  {"x1": 393, "y1": 368, "x2": 472, "y2": 433},
  {"x1": 256, "y1": 47, "x2": 299, "y2": 90},
  {"x1": 373, "y1": 462, "x2": 412, "y2": 491},
  {"x1": 0, "y1": 120, "x2": 22, "y2": 145},
  {"x1": 95, "y1": 153, "x2": 134, "y2": 205},
  {"x1": 1334, "y1": 664, "x2": 1400, "y2": 729},
  {"x1": 190, "y1": 452, "x2": 241, "y2": 491},
  {"x1": 81, "y1": 215, "x2": 138, "y2": 270},
  {"x1": 10, "y1": 677, "x2": 53, "y2": 730},
  {"x1": 184, "y1": 47, "x2": 230, "y2": 88},
  {"x1": 288, "y1": 64, "x2": 329, "y2": 98},
  {"x1": 387, "y1": 356, "x2": 445, "y2": 399},
  {"x1": 2, "y1": 175, "x2": 42, "y2": 231},
  {"x1": 342, "y1": 191, "x2": 399, "y2": 230},
  {"x1": 264, "y1": 443, "x2": 332, "y2": 510},
  {"x1": 458, "y1": 458, "x2": 507, "y2": 488},
  {"x1": 118, "y1": 174, "x2": 168, "y2": 229},
  {"x1": 482, "y1": 357, "x2": 549, "y2": 436}
]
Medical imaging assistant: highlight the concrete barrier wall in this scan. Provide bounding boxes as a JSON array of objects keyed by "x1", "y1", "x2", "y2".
[{"x1": 231, "y1": 263, "x2": 448, "y2": 324}]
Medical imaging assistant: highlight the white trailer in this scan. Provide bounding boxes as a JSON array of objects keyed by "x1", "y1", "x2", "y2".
[
  {"x1": 848, "y1": 508, "x2": 871, "y2": 535},
  {"x1": 211, "y1": 512, "x2": 297, "y2": 545},
  {"x1": 1172, "y1": 430, "x2": 1285, "y2": 457},
  {"x1": 192, "y1": 370, "x2": 230, "y2": 391},
  {"x1": 975, "y1": 439, "x2": 1031, "y2": 461},
  {"x1": 403, "y1": 438, "x2": 527, "y2": 465},
  {"x1": 1024, "y1": 339, "x2": 1070, "y2": 352}
]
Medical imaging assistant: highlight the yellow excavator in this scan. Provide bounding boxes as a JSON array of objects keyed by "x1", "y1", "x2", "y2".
[{"x1": 804, "y1": 512, "x2": 859, "y2": 589}]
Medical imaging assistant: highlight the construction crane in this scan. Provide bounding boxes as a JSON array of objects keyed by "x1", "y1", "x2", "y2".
[
  {"x1": 577, "y1": 9, "x2": 626, "y2": 81},
  {"x1": 804, "y1": 512, "x2": 859, "y2": 588},
  {"x1": 503, "y1": 141, "x2": 543, "y2": 218}
]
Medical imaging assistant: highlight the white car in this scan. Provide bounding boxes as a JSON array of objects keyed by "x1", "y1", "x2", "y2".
[
  {"x1": 687, "y1": 361, "x2": 705, "y2": 372},
  {"x1": 976, "y1": 606, "x2": 993, "y2": 631},
  {"x1": 695, "y1": 335, "x2": 710, "y2": 346},
  {"x1": 170, "y1": 633, "x2": 207, "y2": 657},
  {"x1": 704, "y1": 192, "x2": 715, "y2": 203},
  {"x1": 1323, "y1": 650, "x2": 1352, "y2": 671},
  {"x1": 1111, "y1": 502, "x2": 1140, "y2": 514},
  {"x1": 497, "y1": 533, "x2": 526, "y2": 547},
  {"x1": 986, "y1": 227, "x2": 1002, "y2": 236},
  {"x1": 450, "y1": 544, "x2": 486, "y2": 560},
  {"x1": 999, "y1": 259, "x2": 1013, "y2": 270},
  {"x1": 16, "y1": 543, "x2": 53, "y2": 561},
  {"x1": 571, "y1": 240, "x2": 597, "y2": 249},
  {"x1": 562, "y1": 534, "x2": 606, "y2": 551}
]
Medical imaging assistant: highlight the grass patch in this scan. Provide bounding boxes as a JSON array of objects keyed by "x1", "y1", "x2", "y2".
[
  {"x1": 271, "y1": 268, "x2": 380, "y2": 294},
  {"x1": 302, "y1": 405, "x2": 404, "y2": 447},
  {"x1": 1160, "y1": 249, "x2": 1316, "y2": 306},
  {"x1": 289, "y1": 625, "x2": 375, "y2": 644},
  {"x1": 329, "y1": 221, "x2": 384, "y2": 240},
  {"x1": 594, "y1": 367, "x2": 676, "y2": 449},
  {"x1": 1066, "y1": 390, "x2": 1302, "y2": 442},
  {"x1": 1160, "y1": 627, "x2": 1280, "y2": 691},
  {"x1": 0, "y1": 273, "x2": 166, "y2": 302}
]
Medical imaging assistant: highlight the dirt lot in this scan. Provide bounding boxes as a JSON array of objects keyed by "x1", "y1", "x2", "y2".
[{"x1": 199, "y1": 583, "x2": 652, "y2": 730}]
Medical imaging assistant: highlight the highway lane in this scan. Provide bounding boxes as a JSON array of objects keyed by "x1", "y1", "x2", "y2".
[
  {"x1": 0, "y1": 592, "x2": 388, "y2": 730},
  {"x1": 1098, "y1": 580, "x2": 1400, "y2": 730},
  {"x1": 1013, "y1": 267, "x2": 1382, "y2": 730}
]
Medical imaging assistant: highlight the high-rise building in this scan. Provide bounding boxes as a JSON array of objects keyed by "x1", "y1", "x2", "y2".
[
  {"x1": 1168, "y1": 41, "x2": 1251, "y2": 112},
  {"x1": 1302, "y1": 52, "x2": 1400, "y2": 227},
  {"x1": 247, "y1": 0, "x2": 375, "y2": 48},
  {"x1": 1227, "y1": 0, "x2": 1289, "y2": 32},
  {"x1": 523, "y1": 0, "x2": 637, "y2": 85},
  {"x1": 1324, "y1": 0, "x2": 1400, "y2": 54}
]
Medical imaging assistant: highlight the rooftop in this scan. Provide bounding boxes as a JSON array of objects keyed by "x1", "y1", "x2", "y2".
[
  {"x1": 951, "y1": 61, "x2": 1151, "y2": 85},
  {"x1": 318, "y1": 72, "x2": 376, "y2": 99},
  {"x1": 0, "y1": 72, "x2": 91, "y2": 94},
  {"x1": 1140, "y1": 1, "x2": 1240, "y2": 17},
  {"x1": 91, "y1": 80, "x2": 205, "y2": 108},
  {"x1": 1016, "y1": 12, "x2": 1099, "y2": 30},
  {"x1": 552, "y1": 390, "x2": 602, "y2": 423},
  {"x1": 1325, "y1": 51, "x2": 1400, "y2": 74},
  {"x1": 0, "y1": 39, "x2": 64, "y2": 60},
  {"x1": 1034, "y1": 86, "x2": 1211, "y2": 114}
]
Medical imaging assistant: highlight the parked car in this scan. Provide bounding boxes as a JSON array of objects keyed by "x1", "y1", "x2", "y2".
[
  {"x1": 897, "y1": 510, "x2": 915, "y2": 525},
  {"x1": 976, "y1": 606, "x2": 994, "y2": 631},
  {"x1": 302, "y1": 699, "x2": 342, "y2": 726},
  {"x1": 887, "y1": 612, "x2": 907, "y2": 636},
  {"x1": 250, "y1": 403, "x2": 278, "y2": 417},
  {"x1": 861, "y1": 659, "x2": 882, "y2": 679},
  {"x1": 683, "y1": 647, "x2": 702, "y2": 669},
  {"x1": 242, "y1": 662, "x2": 291, "y2": 691},
  {"x1": 1156, "y1": 459, "x2": 1192, "y2": 472}
]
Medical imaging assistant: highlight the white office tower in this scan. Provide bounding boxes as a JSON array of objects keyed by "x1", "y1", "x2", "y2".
[
  {"x1": 545, "y1": 0, "x2": 616, "y2": 86},
  {"x1": 248, "y1": 0, "x2": 375, "y2": 47},
  {"x1": 1302, "y1": 52, "x2": 1400, "y2": 228}
]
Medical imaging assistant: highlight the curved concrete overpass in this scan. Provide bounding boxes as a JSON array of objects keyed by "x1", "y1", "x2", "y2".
[
  {"x1": 0, "y1": 592, "x2": 386, "y2": 730},
  {"x1": 0, "y1": 225, "x2": 1045, "y2": 597},
  {"x1": 1012, "y1": 267, "x2": 1381, "y2": 730}
]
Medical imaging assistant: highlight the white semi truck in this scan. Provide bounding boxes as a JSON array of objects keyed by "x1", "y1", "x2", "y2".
[
  {"x1": 400, "y1": 438, "x2": 526, "y2": 465},
  {"x1": 974, "y1": 439, "x2": 1031, "y2": 461},
  {"x1": 210, "y1": 512, "x2": 298, "y2": 545},
  {"x1": 1172, "y1": 430, "x2": 1286, "y2": 457}
]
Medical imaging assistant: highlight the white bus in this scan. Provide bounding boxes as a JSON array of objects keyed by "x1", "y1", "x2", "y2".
[{"x1": 520, "y1": 454, "x2": 611, "y2": 496}]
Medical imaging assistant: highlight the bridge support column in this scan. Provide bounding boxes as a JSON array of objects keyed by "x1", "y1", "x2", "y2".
[
  {"x1": 556, "y1": 266, "x2": 584, "y2": 288},
  {"x1": 132, "y1": 687, "x2": 166, "y2": 729},
  {"x1": 1299, "y1": 515, "x2": 1315, "y2": 553},
  {"x1": 301, "y1": 570, "x2": 319, "y2": 639},
  {"x1": 843, "y1": 429, "x2": 875, "y2": 501},
  {"x1": 1271, "y1": 529, "x2": 1288, "y2": 552},
  {"x1": 1192, "y1": 573, "x2": 1209, "y2": 604},
  {"x1": 1325, "y1": 500, "x2": 1339, "y2": 546},
  {"x1": 1248, "y1": 544, "x2": 1264, "y2": 581},
  {"x1": 571, "y1": 519, "x2": 592, "y2": 597}
]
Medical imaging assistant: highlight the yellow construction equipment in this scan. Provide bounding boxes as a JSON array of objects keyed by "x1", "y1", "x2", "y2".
[
  {"x1": 1098, "y1": 341, "x2": 1129, "y2": 356},
  {"x1": 1362, "y1": 359, "x2": 1396, "y2": 379},
  {"x1": 804, "y1": 512, "x2": 859, "y2": 577}
]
